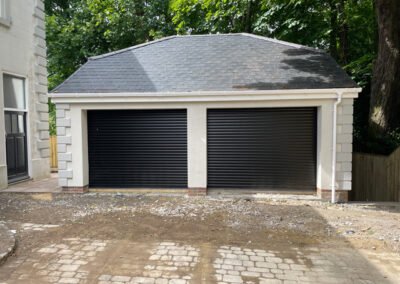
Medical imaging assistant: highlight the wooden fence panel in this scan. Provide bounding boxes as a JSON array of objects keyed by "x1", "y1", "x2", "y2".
[
  {"x1": 50, "y1": 136, "x2": 58, "y2": 170},
  {"x1": 352, "y1": 148, "x2": 400, "y2": 201},
  {"x1": 388, "y1": 148, "x2": 400, "y2": 201}
]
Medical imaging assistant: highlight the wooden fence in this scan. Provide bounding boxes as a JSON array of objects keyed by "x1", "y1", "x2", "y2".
[
  {"x1": 352, "y1": 147, "x2": 400, "y2": 201},
  {"x1": 50, "y1": 136, "x2": 58, "y2": 170}
]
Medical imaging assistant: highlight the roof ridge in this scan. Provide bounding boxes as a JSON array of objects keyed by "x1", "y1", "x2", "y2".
[
  {"x1": 89, "y1": 33, "x2": 323, "y2": 61},
  {"x1": 240, "y1": 33, "x2": 324, "y2": 53},
  {"x1": 89, "y1": 35, "x2": 178, "y2": 60}
]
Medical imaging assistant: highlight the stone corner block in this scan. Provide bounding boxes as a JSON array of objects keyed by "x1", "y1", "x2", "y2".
[
  {"x1": 55, "y1": 104, "x2": 71, "y2": 110},
  {"x1": 56, "y1": 118, "x2": 71, "y2": 127},
  {"x1": 58, "y1": 153, "x2": 72, "y2": 162},
  {"x1": 58, "y1": 170, "x2": 73, "y2": 179},
  {"x1": 57, "y1": 136, "x2": 72, "y2": 145}
]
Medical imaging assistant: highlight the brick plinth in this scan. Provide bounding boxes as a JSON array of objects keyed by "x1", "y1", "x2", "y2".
[
  {"x1": 187, "y1": 188, "x2": 207, "y2": 196},
  {"x1": 317, "y1": 188, "x2": 349, "y2": 202},
  {"x1": 62, "y1": 186, "x2": 89, "y2": 193}
]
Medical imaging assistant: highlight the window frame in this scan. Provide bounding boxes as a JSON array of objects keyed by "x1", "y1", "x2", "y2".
[
  {"x1": 3, "y1": 74, "x2": 27, "y2": 112},
  {"x1": 0, "y1": 0, "x2": 11, "y2": 27}
]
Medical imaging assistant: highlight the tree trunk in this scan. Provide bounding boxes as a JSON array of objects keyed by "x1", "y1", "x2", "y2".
[
  {"x1": 243, "y1": 0, "x2": 255, "y2": 33},
  {"x1": 337, "y1": 0, "x2": 349, "y2": 65},
  {"x1": 329, "y1": 1, "x2": 339, "y2": 60},
  {"x1": 369, "y1": 0, "x2": 400, "y2": 135}
]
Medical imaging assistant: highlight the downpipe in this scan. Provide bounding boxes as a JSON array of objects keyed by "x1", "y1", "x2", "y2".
[{"x1": 331, "y1": 92, "x2": 343, "y2": 203}]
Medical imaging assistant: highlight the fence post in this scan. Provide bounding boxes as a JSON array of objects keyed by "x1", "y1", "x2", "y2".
[{"x1": 50, "y1": 136, "x2": 58, "y2": 171}]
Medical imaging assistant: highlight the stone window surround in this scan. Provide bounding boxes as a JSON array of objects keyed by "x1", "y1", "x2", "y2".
[{"x1": 53, "y1": 94, "x2": 356, "y2": 200}]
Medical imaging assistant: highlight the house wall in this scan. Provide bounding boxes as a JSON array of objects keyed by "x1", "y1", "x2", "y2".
[
  {"x1": 54, "y1": 95, "x2": 356, "y2": 200},
  {"x1": 0, "y1": 0, "x2": 50, "y2": 188}
]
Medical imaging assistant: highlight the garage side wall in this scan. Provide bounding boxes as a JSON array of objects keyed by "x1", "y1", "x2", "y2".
[{"x1": 336, "y1": 99, "x2": 354, "y2": 193}]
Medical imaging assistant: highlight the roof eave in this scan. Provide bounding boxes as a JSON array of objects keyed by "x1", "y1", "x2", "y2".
[{"x1": 49, "y1": 88, "x2": 362, "y2": 104}]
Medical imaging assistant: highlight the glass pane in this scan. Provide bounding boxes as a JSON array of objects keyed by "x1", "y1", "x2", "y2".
[
  {"x1": 18, "y1": 114, "x2": 25, "y2": 133},
  {"x1": 4, "y1": 113, "x2": 11, "y2": 134},
  {"x1": 11, "y1": 114, "x2": 18, "y2": 133},
  {"x1": 3, "y1": 75, "x2": 25, "y2": 109}
]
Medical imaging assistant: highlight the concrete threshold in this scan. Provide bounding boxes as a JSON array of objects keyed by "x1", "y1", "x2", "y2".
[
  {"x1": 89, "y1": 188, "x2": 187, "y2": 196},
  {"x1": 89, "y1": 188, "x2": 319, "y2": 201},
  {"x1": 208, "y1": 189, "x2": 319, "y2": 201}
]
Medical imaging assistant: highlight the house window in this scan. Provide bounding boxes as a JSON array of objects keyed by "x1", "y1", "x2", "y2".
[
  {"x1": 0, "y1": 0, "x2": 11, "y2": 27},
  {"x1": 3, "y1": 75, "x2": 26, "y2": 110}
]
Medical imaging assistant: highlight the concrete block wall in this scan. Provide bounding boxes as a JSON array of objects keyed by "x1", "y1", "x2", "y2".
[
  {"x1": 55, "y1": 104, "x2": 72, "y2": 187},
  {"x1": 336, "y1": 98, "x2": 354, "y2": 191}
]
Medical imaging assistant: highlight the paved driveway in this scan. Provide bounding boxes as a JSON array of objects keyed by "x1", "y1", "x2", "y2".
[{"x1": 0, "y1": 193, "x2": 399, "y2": 284}]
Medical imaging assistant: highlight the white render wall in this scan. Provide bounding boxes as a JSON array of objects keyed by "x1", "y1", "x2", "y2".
[
  {"x1": 0, "y1": 0, "x2": 50, "y2": 188},
  {"x1": 53, "y1": 96, "x2": 355, "y2": 194}
]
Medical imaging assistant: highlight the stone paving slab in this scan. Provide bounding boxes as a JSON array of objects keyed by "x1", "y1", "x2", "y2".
[
  {"x1": 0, "y1": 223, "x2": 16, "y2": 265},
  {"x1": 0, "y1": 238, "x2": 398, "y2": 284},
  {"x1": 1, "y1": 173, "x2": 61, "y2": 193}
]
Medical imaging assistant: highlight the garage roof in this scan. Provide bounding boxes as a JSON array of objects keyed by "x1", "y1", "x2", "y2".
[{"x1": 52, "y1": 33, "x2": 358, "y2": 93}]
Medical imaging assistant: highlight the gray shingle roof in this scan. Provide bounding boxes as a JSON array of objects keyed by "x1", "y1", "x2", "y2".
[{"x1": 52, "y1": 33, "x2": 358, "y2": 93}]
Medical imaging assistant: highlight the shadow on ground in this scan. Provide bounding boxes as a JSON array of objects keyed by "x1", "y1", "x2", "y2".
[{"x1": 0, "y1": 193, "x2": 398, "y2": 283}]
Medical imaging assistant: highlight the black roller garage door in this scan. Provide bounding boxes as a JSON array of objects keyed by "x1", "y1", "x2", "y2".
[
  {"x1": 208, "y1": 108, "x2": 317, "y2": 190},
  {"x1": 88, "y1": 110, "x2": 187, "y2": 188}
]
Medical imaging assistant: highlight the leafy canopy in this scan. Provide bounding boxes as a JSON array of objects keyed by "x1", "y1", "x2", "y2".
[{"x1": 46, "y1": 0, "x2": 379, "y2": 152}]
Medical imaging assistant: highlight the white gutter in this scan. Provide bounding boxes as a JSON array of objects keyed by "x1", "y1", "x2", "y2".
[
  {"x1": 331, "y1": 91, "x2": 343, "y2": 203},
  {"x1": 49, "y1": 88, "x2": 361, "y2": 104}
]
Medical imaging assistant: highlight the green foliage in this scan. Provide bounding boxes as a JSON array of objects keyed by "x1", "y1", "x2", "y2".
[
  {"x1": 48, "y1": 101, "x2": 56, "y2": 136},
  {"x1": 46, "y1": 0, "x2": 174, "y2": 91},
  {"x1": 254, "y1": 0, "x2": 332, "y2": 48}
]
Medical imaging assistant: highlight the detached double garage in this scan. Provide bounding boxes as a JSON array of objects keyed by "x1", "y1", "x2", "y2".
[
  {"x1": 51, "y1": 34, "x2": 360, "y2": 199},
  {"x1": 88, "y1": 108, "x2": 316, "y2": 191}
]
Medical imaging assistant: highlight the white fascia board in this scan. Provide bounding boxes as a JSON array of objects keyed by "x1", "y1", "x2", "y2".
[{"x1": 49, "y1": 88, "x2": 361, "y2": 104}]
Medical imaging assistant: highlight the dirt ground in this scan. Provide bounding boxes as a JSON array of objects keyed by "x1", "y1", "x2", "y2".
[{"x1": 0, "y1": 193, "x2": 399, "y2": 283}]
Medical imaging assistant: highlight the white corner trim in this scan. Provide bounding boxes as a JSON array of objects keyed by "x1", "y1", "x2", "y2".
[{"x1": 49, "y1": 88, "x2": 361, "y2": 104}]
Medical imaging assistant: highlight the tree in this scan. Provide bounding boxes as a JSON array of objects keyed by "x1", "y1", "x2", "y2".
[
  {"x1": 46, "y1": 0, "x2": 391, "y2": 153},
  {"x1": 369, "y1": 0, "x2": 400, "y2": 135},
  {"x1": 45, "y1": 0, "x2": 174, "y2": 91}
]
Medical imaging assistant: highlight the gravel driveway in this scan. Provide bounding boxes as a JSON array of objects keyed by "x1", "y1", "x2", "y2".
[{"x1": 0, "y1": 193, "x2": 399, "y2": 283}]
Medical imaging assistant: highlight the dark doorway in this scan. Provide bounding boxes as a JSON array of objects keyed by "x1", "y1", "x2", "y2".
[
  {"x1": 5, "y1": 111, "x2": 28, "y2": 182},
  {"x1": 87, "y1": 109, "x2": 188, "y2": 188},
  {"x1": 207, "y1": 107, "x2": 317, "y2": 191}
]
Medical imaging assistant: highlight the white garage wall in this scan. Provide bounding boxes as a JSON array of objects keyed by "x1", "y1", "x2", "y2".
[{"x1": 53, "y1": 92, "x2": 357, "y2": 198}]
